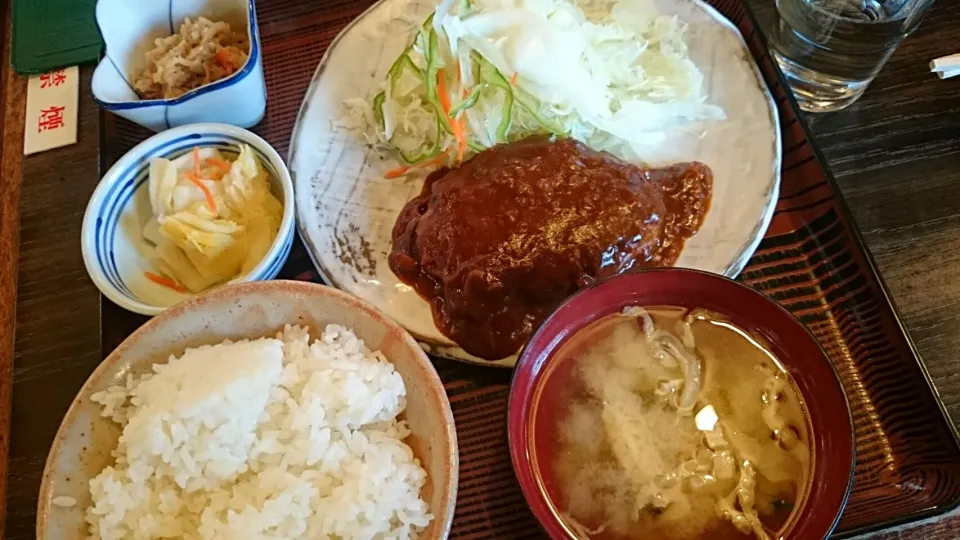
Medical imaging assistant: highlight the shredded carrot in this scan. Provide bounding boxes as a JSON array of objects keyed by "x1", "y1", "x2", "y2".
[
  {"x1": 192, "y1": 147, "x2": 201, "y2": 178},
  {"x1": 437, "y1": 68, "x2": 466, "y2": 162},
  {"x1": 510, "y1": 72, "x2": 518, "y2": 87},
  {"x1": 415, "y1": 149, "x2": 453, "y2": 171},
  {"x1": 384, "y1": 166, "x2": 411, "y2": 180},
  {"x1": 455, "y1": 61, "x2": 462, "y2": 85},
  {"x1": 205, "y1": 157, "x2": 232, "y2": 173},
  {"x1": 450, "y1": 119, "x2": 464, "y2": 159},
  {"x1": 437, "y1": 69, "x2": 452, "y2": 115},
  {"x1": 144, "y1": 271, "x2": 187, "y2": 293},
  {"x1": 385, "y1": 149, "x2": 453, "y2": 179},
  {"x1": 187, "y1": 171, "x2": 218, "y2": 212},
  {"x1": 430, "y1": 148, "x2": 453, "y2": 163}
]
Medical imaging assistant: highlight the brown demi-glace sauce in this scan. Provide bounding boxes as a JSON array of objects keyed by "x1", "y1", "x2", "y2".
[{"x1": 388, "y1": 137, "x2": 712, "y2": 360}]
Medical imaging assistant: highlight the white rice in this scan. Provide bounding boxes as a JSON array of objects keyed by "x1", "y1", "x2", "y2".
[{"x1": 83, "y1": 324, "x2": 432, "y2": 539}]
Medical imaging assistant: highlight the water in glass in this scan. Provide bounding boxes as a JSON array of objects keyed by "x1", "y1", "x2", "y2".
[{"x1": 771, "y1": 0, "x2": 934, "y2": 112}]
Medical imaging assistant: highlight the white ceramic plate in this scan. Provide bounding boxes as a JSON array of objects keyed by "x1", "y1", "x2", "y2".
[{"x1": 289, "y1": 0, "x2": 781, "y2": 367}]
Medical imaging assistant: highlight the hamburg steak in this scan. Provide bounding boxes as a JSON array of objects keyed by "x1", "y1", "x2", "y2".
[{"x1": 389, "y1": 137, "x2": 712, "y2": 360}]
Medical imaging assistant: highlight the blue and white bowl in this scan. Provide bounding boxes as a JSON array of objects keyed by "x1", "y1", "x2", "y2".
[
  {"x1": 81, "y1": 123, "x2": 295, "y2": 316},
  {"x1": 92, "y1": 0, "x2": 266, "y2": 132}
]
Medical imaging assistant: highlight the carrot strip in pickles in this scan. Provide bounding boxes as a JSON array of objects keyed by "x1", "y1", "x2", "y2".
[
  {"x1": 144, "y1": 271, "x2": 187, "y2": 293},
  {"x1": 187, "y1": 171, "x2": 218, "y2": 212}
]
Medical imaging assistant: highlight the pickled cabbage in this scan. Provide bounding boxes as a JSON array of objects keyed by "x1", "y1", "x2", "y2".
[
  {"x1": 348, "y1": 0, "x2": 725, "y2": 168},
  {"x1": 143, "y1": 144, "x2": 283, "y2": 293}
]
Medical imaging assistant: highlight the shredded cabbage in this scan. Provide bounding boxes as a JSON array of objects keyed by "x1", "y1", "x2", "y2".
[{"x1": 351, "y1": 0, "x2": 724, "y2": 168}]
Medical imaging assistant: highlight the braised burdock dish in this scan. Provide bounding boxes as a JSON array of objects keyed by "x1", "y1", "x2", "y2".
[{"x1": 134, "y1": 17, "x2": 249, "y2": 100}]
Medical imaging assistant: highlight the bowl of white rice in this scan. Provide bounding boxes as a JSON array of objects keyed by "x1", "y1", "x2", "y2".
[{"x1": 37, "y1": 280, "x2": 458, "y2": 539}]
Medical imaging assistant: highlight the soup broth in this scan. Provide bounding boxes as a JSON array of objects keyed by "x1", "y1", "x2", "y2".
[{"x1": 531, "y1": 306, "x2": 812, "y2": 540}]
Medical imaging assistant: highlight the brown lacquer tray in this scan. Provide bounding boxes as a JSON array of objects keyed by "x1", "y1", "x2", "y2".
[{"x1": 98, "y1": 0, "x2": 960, "y2": 537}]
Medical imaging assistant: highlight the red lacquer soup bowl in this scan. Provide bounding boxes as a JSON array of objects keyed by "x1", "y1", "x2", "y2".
[{"x1": 508, "y1": 269, "x2": 855, "y2": 540}]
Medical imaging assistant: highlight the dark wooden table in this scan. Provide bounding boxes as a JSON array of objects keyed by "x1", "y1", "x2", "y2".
[{"x1": 2, "y1": 0, "x2": 960, "y2": 538}]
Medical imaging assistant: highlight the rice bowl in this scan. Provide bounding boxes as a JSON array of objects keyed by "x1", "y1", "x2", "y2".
[{"x1": 37, "y1": 281, "x2": 458, "y2": 540}]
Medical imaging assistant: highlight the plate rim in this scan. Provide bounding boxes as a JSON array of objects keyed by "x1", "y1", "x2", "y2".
[{"x1": 288, "y1": 0, "x2": 783, "y2": 368}]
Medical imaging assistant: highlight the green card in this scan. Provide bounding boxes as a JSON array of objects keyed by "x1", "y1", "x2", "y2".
[{"x1": 12, "y1": 0, "x2": 103, "y2": 75}]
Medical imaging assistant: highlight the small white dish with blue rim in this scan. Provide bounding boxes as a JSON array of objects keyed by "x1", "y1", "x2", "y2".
[
  {"x1": 81, "y1": 123, "x2": 295, "y2": 316},
  {"x1": 92, "y1": 0, "x2": 266, "y2": 132}
]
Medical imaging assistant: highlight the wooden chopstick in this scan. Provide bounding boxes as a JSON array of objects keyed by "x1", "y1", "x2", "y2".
[{"x1": 930, "y1": 54, "x2": 960, "y2": 79}]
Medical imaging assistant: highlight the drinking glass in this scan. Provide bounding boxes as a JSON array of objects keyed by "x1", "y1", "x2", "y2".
[{"x1": 770, "y1": 0, "x2": 935, "y2": 113}]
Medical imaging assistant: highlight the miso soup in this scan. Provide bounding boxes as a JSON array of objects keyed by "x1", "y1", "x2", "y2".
[{"x1": 530, "y1": 306, "x2": 812, "y2": 540}]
